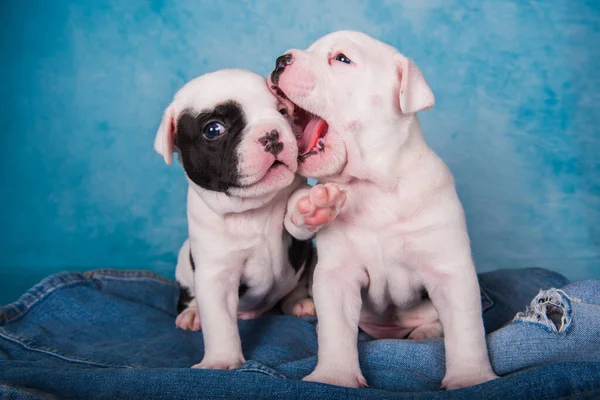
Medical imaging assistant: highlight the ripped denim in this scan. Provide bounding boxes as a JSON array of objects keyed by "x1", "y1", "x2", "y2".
[
  {"x1": 1, "y1": 268, "x2": 599, "y2": 400},
  {"x1": 513, "y1": 288, "x2": 579, "y2": 334}
]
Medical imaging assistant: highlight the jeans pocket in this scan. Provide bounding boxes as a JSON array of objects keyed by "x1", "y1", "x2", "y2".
[{"x1": 480, "y1": 285, "x2": 494, "y2": 313}]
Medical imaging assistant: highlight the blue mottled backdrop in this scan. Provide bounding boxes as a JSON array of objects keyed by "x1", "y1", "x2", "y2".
[{"x1": 1, "y1": 0, "x2": 599, "y2": 304}]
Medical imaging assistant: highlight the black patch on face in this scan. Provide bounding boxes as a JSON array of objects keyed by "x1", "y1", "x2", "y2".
[
  {"x1": 189, "y1": 250, "x2": 195, "y2": 271},
  {"x1": 238, "y1": 283, "x2": 249, "y2": 298},
  {"x1": 177, "y1": 281, "x2": 194, "y2": 313},
  {"x1": 175, "y1": 101, "x2": 247, "y2": 193},
  {"x1": 288, "y1": 237, "x2": 315, "y2": 274}
]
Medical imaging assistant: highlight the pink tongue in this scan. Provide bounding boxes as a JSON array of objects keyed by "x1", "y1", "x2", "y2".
[{"x1": 302, "y1": 118, "x2": 328, "y2": 155}]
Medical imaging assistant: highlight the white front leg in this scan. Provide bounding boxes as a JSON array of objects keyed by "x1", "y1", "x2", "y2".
[
  {"x1": 303, "y1": 261, "x2": 369, "y2": 388},
  {"x1": 421, "y1": 235, "x2": 498, "y2": 389},
  {"x1": 191, "y1": 259, "x2": 245, "y2": 370}
]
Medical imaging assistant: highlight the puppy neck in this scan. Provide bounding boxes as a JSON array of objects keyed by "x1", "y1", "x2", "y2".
[
  {"x1": 189, "y1": 182, "x2": 279, "y2": 216},
  {"x1": 344, "y1": 115, "x2": 431, "y2": 188}
]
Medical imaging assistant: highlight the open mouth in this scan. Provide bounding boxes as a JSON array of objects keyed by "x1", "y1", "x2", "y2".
[{"x1": 272, "y1": 86, "x2": 329, "y2": 162}]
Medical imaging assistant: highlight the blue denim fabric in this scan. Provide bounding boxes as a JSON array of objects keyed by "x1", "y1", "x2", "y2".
[{"x1": 1, "y1": 268, "x2": 599, "y2": 399}]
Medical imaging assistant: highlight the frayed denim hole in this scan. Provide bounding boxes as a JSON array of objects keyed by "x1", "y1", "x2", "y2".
[{"x1": 513, "y1": 289, "x2": 580, "y2": 335}]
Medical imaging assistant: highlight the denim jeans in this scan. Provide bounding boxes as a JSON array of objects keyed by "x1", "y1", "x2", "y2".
[{"x1": 1, "y1": 268, "x2": 599, "y2": 399}]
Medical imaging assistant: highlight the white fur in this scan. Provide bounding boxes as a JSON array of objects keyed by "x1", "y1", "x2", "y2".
[
  {"x1": 275, "y1": 31, "x2": 498, "y2": 389},
  {"x1": 156, "y1": 69, "x2": 315, "y2": 370}
]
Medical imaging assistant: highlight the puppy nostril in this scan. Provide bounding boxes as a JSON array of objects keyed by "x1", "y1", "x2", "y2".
[
  {"x1": 270, "y1": 142, "x2": 284, "y2": 156},
  {"x1": 272, "y1": 54, "x2": 293, "y2": 85},
  {"x1": 259, "y1": 130, "x2": 281, "y2": 154}
]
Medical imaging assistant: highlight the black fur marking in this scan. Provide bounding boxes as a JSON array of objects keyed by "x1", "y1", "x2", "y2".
[
  {"x1": 238, "y1": 283, "x2": 249, "y2": 298},
  {"x1": 189, "y1": 250, "x2": 195, "y2": 271},
  {"x1": 175, "y1": 101, "x2": 247, "y2": 193},
  {"x1": 177, "y1": 282, "x2": 194, "y2": 313},
  {"x1": 288, "y1": 237, "x2": 315, "y2": 274}
]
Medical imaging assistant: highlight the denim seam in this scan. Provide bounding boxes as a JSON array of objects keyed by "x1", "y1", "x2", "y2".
[
  {"x1": 0, "y1": 276, "x2": 93, "y2": 323},
  {"x1": 1, "y1": 270, "x2": 177, "y2": 323},
  {"x1": 236, "y1": 366, "x2": 287, "y2": 379},
  {"x1": 235, "y1": 361, "x2": 288, "y2": 379},
  {"x1": 84, "y1": 269, "x2": 176, "y2": 285},
  {"x1": 0, "y1": 329, "x2": 133, "y2": 368}
]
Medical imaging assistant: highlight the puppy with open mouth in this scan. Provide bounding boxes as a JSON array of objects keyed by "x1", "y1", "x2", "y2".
[
  {"x1": 269, "y1": 31, "x2": 498, "y2": 389},
  {"x1": 154, "y1": 69, "x2": 336, "y2": 370}
]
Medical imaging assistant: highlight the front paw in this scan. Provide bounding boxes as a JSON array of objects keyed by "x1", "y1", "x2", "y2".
[
  {"x1": 175, "y1": 307, "x2": 202, "y2": 331},
  {"x1": 192, "y1": 354, "x2": 246, "y2": 371},
  {"x1": 291, "y1": 184, "x2": 346, "y2": 233},
  {"x1": 303, "y1": 368, "x2": 367, "y2": 388},
  {"x1": 441, "y1": 368, "x2": 498, "y2": 390},
  {"x1": 290, "y1": 297, "x2": 316, "y2": 317}
]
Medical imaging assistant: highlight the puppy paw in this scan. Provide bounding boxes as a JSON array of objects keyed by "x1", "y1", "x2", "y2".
[
  {"x1": 303, "y1": 369, "x2": 367, "y2": 388},
  {"x1": 291, "y1": 184, "x2": 346, "y2": 233},
  {"x1": 441, "y1": 368, "x2": 498, "y2": 390},
  {"x1": 176, "y1": 307, "x2": 202, "y2": 331},
  {"x1": 407, "y1": 321, "x2": 443, "y2": 340},
  {"x1": 290, "y1": 297, "x2": 316, "y2": 317},
  {"x1": 192, "y1": 355, "x2": 246, "y2": 371}
]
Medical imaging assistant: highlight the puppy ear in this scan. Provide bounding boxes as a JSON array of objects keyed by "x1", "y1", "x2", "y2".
[
  {"x1": 154, "y1": 104, "x2": 176, "y2": 165},
  {"x1": 396, "y1": 55, "x2": 435, "y2": 114}
]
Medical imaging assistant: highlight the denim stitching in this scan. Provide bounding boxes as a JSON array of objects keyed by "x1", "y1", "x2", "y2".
[
  {"x1": 84, "y1": 269, "x2": 176, "y2": 285},
  {"x1": 0, "y1": 270, "x2": 177, "y2": 323},
  {"x1": 0, "y1": 269, "x2": 178, "y2": 367},
  {"x1": 236, "y1": 361, "x2": 288, "y2": 379},
  {"x1": 479, "y1": 285, "x2": 495, "y2": 313},
  {"x1": 0, "y1": 275, "x2": 91, "y2": 323},
  {"x1": 0, "y1": 329, "x2": 133, "y2": 368}
]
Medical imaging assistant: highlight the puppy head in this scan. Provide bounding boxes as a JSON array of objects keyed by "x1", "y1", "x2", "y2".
[
  {"x1": 268, "y1": 31, "x2": 434, "y2": 179},
  {"x1": 155, "y1": 69, "x2": 298, "y2": 198}
]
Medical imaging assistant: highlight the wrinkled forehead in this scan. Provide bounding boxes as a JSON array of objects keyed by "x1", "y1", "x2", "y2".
[{"x1": 174, "y1": 72, "x2": 279, "y2": 117}]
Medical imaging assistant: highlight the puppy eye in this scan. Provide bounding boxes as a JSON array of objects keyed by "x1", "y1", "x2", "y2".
[
  {"x1": 334, "y1": 53, "x2": 352, "y2": 64},
  {"x1": 278, "y1": 108, "x2": 288, "y2": 115},
  {"x1": 203, "y1": 121, "x2": 227, "y2": 140}
]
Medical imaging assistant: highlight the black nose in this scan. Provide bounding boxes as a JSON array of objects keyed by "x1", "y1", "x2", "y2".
[
  {"x1": 258, "y1": 130, "x2": 284, "y2": 156},
  {"x1": 271, "y1": 54, "x2": 292, "y2": 86}
]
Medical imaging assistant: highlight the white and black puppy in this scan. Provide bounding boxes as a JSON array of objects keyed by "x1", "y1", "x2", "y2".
[
  {"x1": 269, "y1": 31, "x2": 498, "y2": 389},
  {"x1": 154, "y1": 69, "x2": 329, "y2": 370}
]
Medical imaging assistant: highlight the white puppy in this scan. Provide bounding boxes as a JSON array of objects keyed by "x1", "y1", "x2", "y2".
[
  {"x1": 154, "y1": 69, "x2": 334, "y2": 370},
  {"x1": 268, "y1": 32, "x2": 498, "y2": 389}
]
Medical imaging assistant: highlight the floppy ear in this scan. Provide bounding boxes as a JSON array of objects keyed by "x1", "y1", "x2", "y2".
[
  {"x1": 154, "y1": 104, "x2": 176, "y2": 165},
  {"x1": 396, "y1": 55, "x2": 435, "y2": 114}
]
